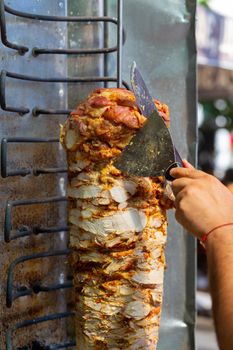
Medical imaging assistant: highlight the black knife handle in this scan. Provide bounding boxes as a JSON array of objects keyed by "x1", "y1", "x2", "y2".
[{"x1": 165, "y1": 162, "x2": 182, "y2": 181}]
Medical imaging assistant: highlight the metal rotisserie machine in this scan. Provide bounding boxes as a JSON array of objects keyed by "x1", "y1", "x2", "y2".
[{"x1": 0, "y1": 1, "x2": 197, "y2": 349}]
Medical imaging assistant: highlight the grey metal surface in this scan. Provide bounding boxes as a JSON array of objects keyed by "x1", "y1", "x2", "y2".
[
  {"x1": 0, "y1": 1, "x2": 69, "y2": 346},
  {"x1": 67, "y1": 0, "x2": 104, "y2": 106},
  {"x1": 196, "y1": 316, "x2": 219, "y2": 350},
  {"x1": 111, "y1": 1, "x2": 197, "y2": 349}
]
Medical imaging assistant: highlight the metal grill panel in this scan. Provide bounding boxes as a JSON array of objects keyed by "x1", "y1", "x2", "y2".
[
  {"x1": 1, "y1": 138, "x2": 66, "y2": 177},
  {"x1": 0, "y1": 1, "x2": 124, "y2": 348},
  {"x1": 6, "y1": 313, "x2": 75, "y2": 350},
  {"x1": 0, "y1": 70, "x2": 129, "y2": 116},
  {"x1": 6, "y1": 250, "x2": 71, "y2": 308},
  {"x1": 4, "y1": 197, "x2": 68, "y2": 242}
]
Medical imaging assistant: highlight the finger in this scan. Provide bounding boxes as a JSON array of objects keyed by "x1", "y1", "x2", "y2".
[
  {"x1": 170, "y1": 166, "x2": 203, "y2": 179},
  {"x1": 171, "y1": 178, "x2": 192, "y2": 196},
  {"x1": 182, "y1": 159, "x2": 194, "y2": 169},
  {"x1": 173, "y1": 190, "x2": 186, "y2": 213},
  {"x1": 175, "y1": 189, "x2": 186, "y2": 204}
]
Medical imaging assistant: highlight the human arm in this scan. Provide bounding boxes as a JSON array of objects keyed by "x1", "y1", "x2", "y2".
[{"x1": 170, "y1": 163, "x2": 233, "y2": 350}]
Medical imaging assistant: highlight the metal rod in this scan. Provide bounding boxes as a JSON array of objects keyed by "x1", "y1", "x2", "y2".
[
  {"x1": 4, "y1": 196, "x2": 67, "y2": 242},
  {"x1": 5, "y1": 70, "x2": 125, "y2": 83},
  {"x1": 1, "y1": 138, "x2": 8, "y2": 178},
  {"x1": 5, "y1": 4, "x2": 118, "y2": 23},
  {"x1": 1, "y1": 137, "x2": 59, "y2": 142},
  {"x1": 6, "y1": 312, "x2": 75, "y2": 350},
  {"x1": 0, "y1": 70, "x2": 30, "y2": 115},
  {"x1": 104, "y1": 0, "x2": 109, "y2": 88},
  {"x1": 32, "y1": 46, "x2": 117, "y2": 56},
  {"x1": 0, "y1": 137, "x2": 68, "y2": 178},
  {"x1": 33, "y1": 168, "x2": 67, "y2": 176},
  {"x1": 0, "y1": 71, "x2": 129, "y2": 115},
  {"x1": 33, "y1": 281, "x2": 72, "y2": 294},
  {"x1": 1, "y1": 2, "x2": 118, "y2": 56},
  {"x1": 6, "y1": 249, "x2": 71, "y2": 307},
  {"x1": 32, "y1": 108, "x2": 72, "y2": 116},
  {"x1": 9, "y1": 226, "x2": 69, "y2": 241},
  {"x1": 117, "y1": 0, "x2": 123, "y2": 87},
  {"x1": 0, "y1": 1, "x2": 28, "y2": 54}
]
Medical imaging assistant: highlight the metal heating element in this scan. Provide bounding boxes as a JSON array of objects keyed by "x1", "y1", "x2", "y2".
[{"x1": 0, "y1": 1, "x2": 125, "y2": 349}]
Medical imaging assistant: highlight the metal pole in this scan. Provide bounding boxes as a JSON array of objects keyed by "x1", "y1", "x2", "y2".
[{"x1": 117, "y1": 0, "x2": 123, "y2": 87}]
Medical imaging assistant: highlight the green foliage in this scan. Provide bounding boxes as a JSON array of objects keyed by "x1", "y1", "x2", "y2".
[
  {"x1": 197, "y1": 0, "x2": 209, "y2": 7},
  {"x1": 200, "y1": 100, "x2": 233, "y2": 131}
]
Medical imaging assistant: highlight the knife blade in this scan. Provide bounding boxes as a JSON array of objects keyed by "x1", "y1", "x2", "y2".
[
  {"x1": 114, "y1": 62, "x2": 182, "y2": 180},
  {"x1": 131, "y1": 62, "x2": 183, "y2": 166}
]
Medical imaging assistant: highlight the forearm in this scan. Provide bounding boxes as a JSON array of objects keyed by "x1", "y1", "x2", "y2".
[
  {"x1": 206, "y1": 227, "x2": 233, "y2": 350},
  {"x1": 169, "y1": 165, "x2": 233, "y2": 347}
]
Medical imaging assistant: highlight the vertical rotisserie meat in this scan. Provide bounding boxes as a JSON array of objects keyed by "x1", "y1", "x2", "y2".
[{"x1": 61, "y1": 88, "x2": 171, "y2": 350}]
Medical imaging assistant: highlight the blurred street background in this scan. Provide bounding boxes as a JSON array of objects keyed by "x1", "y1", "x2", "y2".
[{"x1": 196, "y1": 0, "x2": 233, "y2": 348}]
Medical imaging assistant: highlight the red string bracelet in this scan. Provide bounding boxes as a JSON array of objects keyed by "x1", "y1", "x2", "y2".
[{"x1": 201, "y1": 222, "x2": 233, "y2": 244}]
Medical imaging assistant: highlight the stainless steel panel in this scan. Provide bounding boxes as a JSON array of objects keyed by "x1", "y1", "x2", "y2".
[
  {"x1": 109, "y1": 1, "x2": 197, "y2": 349},
  {"x1": 67, "y1": 0, "x2": 104, "y2": 106},
  {"x1": 0, "y1": 0, "x2": 68, "y2": 347}
]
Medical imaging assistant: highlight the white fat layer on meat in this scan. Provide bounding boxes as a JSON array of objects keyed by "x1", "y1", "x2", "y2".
[
  {"x1": 122, "y1": 180, "x2": 137, "y2": 195},
  {"x1": 77, "y1": 172, "x2": 91, "y2": 181},
  {"x1": 124, "y1": 301, "x2": 152, "y2": 320},
  {"x1": 69, "y1": 160, "x2": 90, "y2": 171},
  {"x1": 77, "y1": 208, "x2": 147, "y2": 236},
  {"x1": 103, "y1": 257, "x2": 134, "y2": 274},
  {"x1": 148, "y1": 216, "x2": 163, "y2": 228},
  {"x1": 68, "y1": 185, "x2": 102, "y2": 198},
  {"x1": 118, "y1": 201, "x2": 128, "y2": 209},
  {"x1": 109, "y1": 180, "x2": 137, "y2": 203},
  {"x1": 132, "y1": 269, "x2": 164, "y2": 285},
  {"x1": 65, "y1": 129, "x2": 78, "y2": 149},
  {"x1": 80, "y1": 297, "x2": 122, "y2": 315},
  {"x1": 110, "y1": 186, "x2": 129, "y2": 203}
]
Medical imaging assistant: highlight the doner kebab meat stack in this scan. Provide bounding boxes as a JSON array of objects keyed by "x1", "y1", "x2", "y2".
[{"x1": 60, "y1": 87, "x2": 172, "y2": 350}]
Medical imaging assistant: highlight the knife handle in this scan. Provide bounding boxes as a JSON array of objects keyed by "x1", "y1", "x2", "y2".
[{"x1": 165, "y1": 162, "x2": 182, "y2": 181}]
